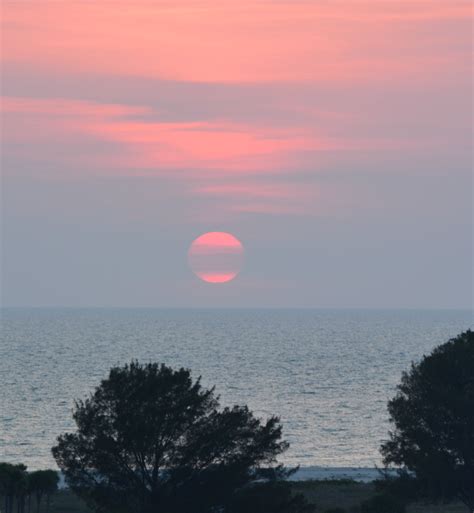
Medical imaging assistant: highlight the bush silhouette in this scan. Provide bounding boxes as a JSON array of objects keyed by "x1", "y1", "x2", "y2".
[
  {"x1": 52, "y1": 361, "x2": 310, "y2": 513},
  {"x1": 0, "y1": 463, "x2": 28, "y2": 513},
  {"x1": 381, "y1": 330, "x2": 474, "y2": 511}
]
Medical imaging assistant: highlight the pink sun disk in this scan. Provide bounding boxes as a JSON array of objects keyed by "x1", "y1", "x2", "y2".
[
  {"x1": 197, "y1": 272, "x2": 238, "y2": 284},
  {"x1": 192, "y1": 231, "x2": 243, "y2": 249},
  {"x1": 188, "y1": 232, "x2": 244, "y2": 284}
]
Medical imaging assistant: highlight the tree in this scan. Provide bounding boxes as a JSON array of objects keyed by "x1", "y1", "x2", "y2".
[
  {"x1": 0, "y1": 465, "x2": 59, "y2": 513},
  {"x1": 28, "y1": 470, "x2": 59, "y2": 513},
  {"x1": 52, "y1": 361, "x2": 308, "y2": 513},
  {"x1": 0, "y1": 463, "x2": 28, "y2": 513},
  {"x1": 381, "y1": 330, "x2": 474, "y2": 511}
]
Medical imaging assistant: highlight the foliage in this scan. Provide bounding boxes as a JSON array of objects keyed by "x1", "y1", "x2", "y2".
[
  {"x1": 52, "y1": 361, "x2": 301, "y2": 513},
  {"x1": 0, "y1": 464, "x2": 58, "y2": 513},
  {"x1": 28, "y1": 470, "x2": 59, "y2": 513},
  {"x1": 228, "y1": 480, "x2": 315, "y2": 512},
  {"x1": 360, "y1": 492, "x2": 406, "y2": 513},
  {"x1": 0, "y1": 463, "x2": 28, "y2": 513},
  {"x1": 381, "y1": 330, "x2": 474, "y2": 511},
  {"x1": 373, "y1": 471, "x2": 418, "y2": 499}
]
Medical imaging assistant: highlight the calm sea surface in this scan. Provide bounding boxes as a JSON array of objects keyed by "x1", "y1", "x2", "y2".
[{"x1": 0, "y1": 308, "x2": 472, "y2": 471}]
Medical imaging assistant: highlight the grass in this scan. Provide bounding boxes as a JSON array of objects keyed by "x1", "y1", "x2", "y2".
[
  {"x1": 18, "y1": 491, "x2": 92, "y2": 513},
  {"x1": 294, "y1": 479, "x2": 376, "y2": 510},
  {"x1": 48, "y1": 491, "x2": 91, "y2": 513},
  {"x1": 407, "y1": 502, "x2": 466, "y2": 513},
  {"x1": 294, "y1": 479, "x2": 466, "y2": 513},
  {"x1": 14, "y1": 483, "x2": 467, "y2": 513}
]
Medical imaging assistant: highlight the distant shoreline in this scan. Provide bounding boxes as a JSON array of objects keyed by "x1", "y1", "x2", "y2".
[
  {"x1": 54, "y1": 466, "x2": 387, "y2": 488},
  {"x1": 291, "y1": 466, "x2": 390, "y2": 482}
]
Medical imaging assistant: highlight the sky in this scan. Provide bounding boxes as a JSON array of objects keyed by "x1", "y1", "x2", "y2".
[{"x1": 1, "y1": 0, "x2": 472, "y2": 308}]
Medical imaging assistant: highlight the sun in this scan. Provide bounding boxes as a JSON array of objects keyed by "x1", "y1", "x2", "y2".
[{"x1": 188, "y1": 232, "x2": 244, "y2": 284}]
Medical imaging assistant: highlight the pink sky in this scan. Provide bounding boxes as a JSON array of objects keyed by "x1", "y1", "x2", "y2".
[
  {"x1": 1, "y1": 1, "x2": 471, "y2": 307},
  {"x1": 3, "y1": 2, "x2": 470, "y2": 81}
]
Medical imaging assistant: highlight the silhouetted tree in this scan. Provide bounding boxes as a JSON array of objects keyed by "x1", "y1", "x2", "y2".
[
  {"x1": 52, "y1": 361, "x2": 308, "y2": 513},
  {"x1": 0, "y1": 463, "x2": 28, "y2": 513},
  {"x1": 28, "y1": 470, "x2": 59, "y2": 513},
  {"x1": 381, "y1": 331, "x2": 474, "y2": 511}
]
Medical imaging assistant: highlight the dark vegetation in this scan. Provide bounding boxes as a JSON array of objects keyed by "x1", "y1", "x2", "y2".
[
  {"x1": 1, "y1": 331, "x2": 472, "y2": 512},
  {"x1": 1, "y1": 483, "x2": 466, "y2": 513},
  {"x1": 0, "y1": 464, "x2": 58, "y2": 513},
  {"x1": 381, "y1": 330, "x2": 474, "y2": 511},
  {"x1": 52, "y1": 361, "x2": 312, "y2": 513}
]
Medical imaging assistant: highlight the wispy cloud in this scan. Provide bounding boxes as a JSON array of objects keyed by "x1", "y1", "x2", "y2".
[
  {"x1": 3, "y1": 1, "x2": 470, "y2": 83},
  {"x1": 1, "y1": 1, "x2": 471, "y2": 306},
  {"x1": 1, "y1": 1, "x2": 471, "y2": 217}
]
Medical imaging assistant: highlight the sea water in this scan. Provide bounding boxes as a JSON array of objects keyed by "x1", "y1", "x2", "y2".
[{"x1": 1, "y1": 308, "x2": 472, "y2": 473}]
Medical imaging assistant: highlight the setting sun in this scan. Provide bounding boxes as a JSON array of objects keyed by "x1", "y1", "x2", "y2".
[{"x1": 188, "y1": 232, "x2": 244, "y2": 284}]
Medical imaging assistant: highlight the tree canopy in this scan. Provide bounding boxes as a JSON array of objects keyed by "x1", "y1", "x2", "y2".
[
  {"x1": 28, "y1": 470, "x2": 59, "y2": 513},
  {"x1": 0, "y1": 464, "x2": 58, "y2": 513},
  {"x1": 381, "y1": 330, "x2": 474, "y2": 511},
  {"x1": 52, "y1": 361, "x2": 309, "y2": 513},
  {"x1": 0, "y1": 463, "x2": 28, "y2": 513}
]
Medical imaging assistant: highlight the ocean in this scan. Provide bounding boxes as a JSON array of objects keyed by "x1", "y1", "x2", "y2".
[{"x1": 1, "y1": 308, "x2": 472, "y2": 474}]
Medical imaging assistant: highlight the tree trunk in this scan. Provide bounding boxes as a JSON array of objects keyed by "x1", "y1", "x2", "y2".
[{"x1": 35, "y1": 492, "x2": 42, "y2": 513}]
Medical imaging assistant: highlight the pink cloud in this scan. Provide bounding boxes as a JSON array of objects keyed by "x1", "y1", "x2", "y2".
[
  {"x1": 192, "y1": 182, "x2": 318, "y2": 215},
  {"x1": 84, "y1": 118, "x2": 357, "y2": 173},
  {"x1": 1, "y1": 97, "x2": 150, "y2": 117},
  {"x1": 1, "y1": 96, "x2": 358, "y2": 176},
  {"x1": 1, "y1": 94, "x2": 432, "y2": 218},
  {"x1": 2, "y1": 1, "x2": 470, "y2": 84},
  {"x1": 1, "y1": 97, "x2": 150, "y2": 148},
  {"x1": 195, "y1": 184, "x2": 294, "y2": 199}
]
